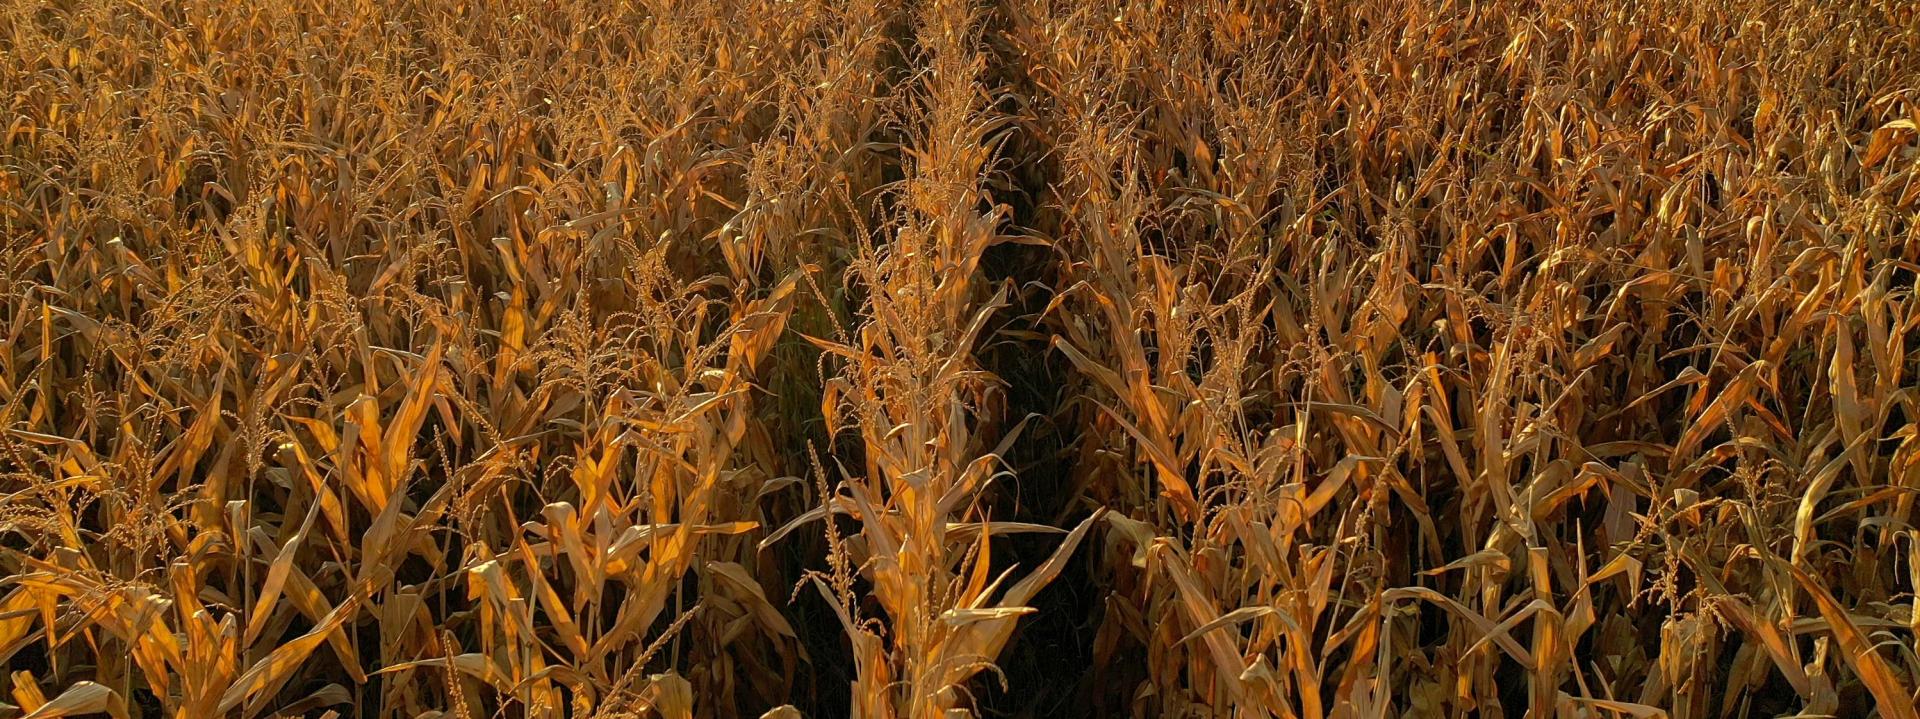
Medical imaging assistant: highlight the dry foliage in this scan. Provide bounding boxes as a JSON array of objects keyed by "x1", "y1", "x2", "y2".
[{"x1": 2, "y1": 0, "x2": 1917, "y2": 717}]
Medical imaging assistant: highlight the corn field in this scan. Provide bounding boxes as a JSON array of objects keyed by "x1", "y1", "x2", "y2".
[{"x1": 2, "y1": 0, "x2": 1918, "y2": 717}]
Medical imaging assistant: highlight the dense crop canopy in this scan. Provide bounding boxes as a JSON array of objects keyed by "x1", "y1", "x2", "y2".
[{"x1": 2, "y1": 0, "x2": 1917, "y2": 717}]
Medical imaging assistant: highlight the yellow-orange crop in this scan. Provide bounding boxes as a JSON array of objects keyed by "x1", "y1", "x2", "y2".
[{"x1": 2, "y1": 0, "x2": 1917, "y2": 717}]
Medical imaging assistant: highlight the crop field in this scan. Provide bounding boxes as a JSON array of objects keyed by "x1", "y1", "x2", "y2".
[{"x1": 2, "y1": 0, "x2": 1918, "y2": 717}]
